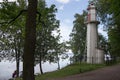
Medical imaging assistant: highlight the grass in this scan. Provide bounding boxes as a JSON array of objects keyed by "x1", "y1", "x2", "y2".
[{"x1": 16, "y1": 63, "x2": 105, "y2": 80}]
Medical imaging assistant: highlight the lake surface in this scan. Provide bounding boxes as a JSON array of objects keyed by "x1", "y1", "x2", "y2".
[{"x1": 0, "y1": 55, "x2": 72, "y2": 80}]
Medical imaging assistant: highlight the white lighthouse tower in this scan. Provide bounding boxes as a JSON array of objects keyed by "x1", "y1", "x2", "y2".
[{"x1": 86, "y1": 2, "x2": 100, "y2": 64}]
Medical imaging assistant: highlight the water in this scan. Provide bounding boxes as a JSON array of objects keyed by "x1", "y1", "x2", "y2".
[
  {"x1": 0, "y1": 54, "x2": 73, "y2": 80},
  {"x1": 0, "y1": 61, "x2": 16, "y2": 80}
]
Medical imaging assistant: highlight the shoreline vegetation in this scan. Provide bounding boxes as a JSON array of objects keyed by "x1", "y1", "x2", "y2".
[{"x1": 16, "y1": 63, "x2": 106, "y2": 80}]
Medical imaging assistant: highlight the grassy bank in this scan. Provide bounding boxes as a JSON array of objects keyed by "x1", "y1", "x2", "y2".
[{"x1": 16, "y1": 63, "x2": 105, "y2": 80}]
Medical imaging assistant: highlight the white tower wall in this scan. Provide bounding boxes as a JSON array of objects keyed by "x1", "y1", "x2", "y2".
[
  {"x1": 96, "y1": 49, "x2": 104, "y2": 63},
  {"x1": 85, "y1": 2, "x2": 104, "y2": 64},
  {"x1": 87, "y1": 23, "x2": 98, "y2": 63}
]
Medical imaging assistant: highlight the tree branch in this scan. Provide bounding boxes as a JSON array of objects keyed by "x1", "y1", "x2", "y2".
[
  {"x1": 0, "y1": 9, "x2": 27, "y2": 26},
  {"x1": 0, "y1": 10, "x2": 46, "y2": 27},
  {"x1": 8, "y1": 10, "x2": 27, "y2": 24}
]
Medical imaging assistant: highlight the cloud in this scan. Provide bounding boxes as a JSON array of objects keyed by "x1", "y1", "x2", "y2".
[
  {"x1": 55, "y1": 0, "x2": 81, "y2": 4},
  {"x1": 75, "y1": 0, "x2": 80, "y2": 2},
  {"x1": 9, "y1": 0, "x2": 16, "y2": 1},
  {"x1": 98, "y1": 27, "x2": 108, "y2": 38},
  {"x1": 52, "y1": 19, "x2": 73, "y2": 42},
  {"x1": 59, "y1": 5, "x2": 64, "y2": 10},
  {"x1": 60, "y1": 23, "x2": 73, "y2": 41},
  {"x1": 56, "y1": 0, "x2": 70, "y2": 4},
  {"x1": 64, "y1": 19, "x2": 71, "y2": 24}
]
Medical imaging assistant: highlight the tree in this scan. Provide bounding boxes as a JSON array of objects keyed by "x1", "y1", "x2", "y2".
[
  {"x1": 93, "y1": 0, "x2": 120, "y2": 27},
  {"x1": 35, "y1": 0, "x2": 61, "y2": 74},
  {"x1": 69, "y1": 11, "x2": 87, "y2": 62},
  {"x1": 93, "y1": 0, "x2": 120, "y2": 57},
  {"x1": 108, "y1": 26, "x2": 120, "y2": 57},
  {"x1": 0, "y1": 0, "x2": 26, "y2": 77},
  {"x1": 23, "y1": 0, "x2": 37, "y2": 80},
  {"x1": 55, "y1": 41, "x2": 68, "y2": 70},
  {"x1": 98, "y1": 33, "x2": 108, "y2": 54}
]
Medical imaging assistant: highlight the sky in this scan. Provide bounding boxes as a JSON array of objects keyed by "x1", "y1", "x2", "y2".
[
  {"x1": 46, "y1": 0, "x2": 89, "y2": 41},
  {"x1": 46, "y1": 0, "x2": 107, "y2": 41}
]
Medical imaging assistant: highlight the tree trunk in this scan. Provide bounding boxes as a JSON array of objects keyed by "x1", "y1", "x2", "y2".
[
  {"x1": 57, "y1": 55, "x2": 60, "y2": 70},
  {"x1": 16, "y1": 41, "x2": 21, "y2": 77},
  {"x1": 39, "y1": 53, "x2": 43, "y2": 74},
  {"x1": 15, "y1": 50, "x2": 19, "y2": 77},
  {"x1": 16, "y1": 58, "x2": 20, "y2": 77},
  {"x1": 57, "y1": 60, "x2": 60, "y2": 70},
  {"x1": 15, "y1": 40, "x2": 19, "y2": 77},
  {"x1": 23, "y1": 0, "x2": 37, "y2": 80}
]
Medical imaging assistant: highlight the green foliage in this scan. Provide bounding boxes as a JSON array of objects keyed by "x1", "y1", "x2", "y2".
[
  {"x1": 35, "y1": 0, "x2": 61, "y2": 63},
  {"x1": 93, "y1": 0, "x2": 120, "y2": 57},
  {"x1": 0, "y1": 0, "x2": 27, "y2": 77},
  {"x1": 35, "y1": 0, "x2": 67, "y2": 67},
  {"x1": 109, "y1": 0, "x2": 120, "y2": 26},
  {"x1": 108, "y1": 26, "x2": 120, "y2": 56},
  {"x1": 98, "y1": 33, "x2": 108, "y2": 53},
  {"x1": 35, "y1": 63, "x2": 104, "y2": 80},
  {"x1": 93, "y1": 0, "x2": 120, "y2": 27},
  {"x1": 34, "y1": 0, "x2": 67, "y2": 73},
  {"x1": 16, "y1": 63, "x2": 105, "y2": 80},
  {"x1": 0, "y1": 1, "x2": 26, "y2": 61},
  {"x1": 93, "y1": 0, "x2": 111, "y2": 27},
  {"x1": 69, "y1": 11, "x2": 87, "y2": 61}
]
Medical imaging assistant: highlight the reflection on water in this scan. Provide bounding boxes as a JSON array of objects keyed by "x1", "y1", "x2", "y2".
[{"x1": 0, "y1": 57, "x2": 71, "y2": 80}]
